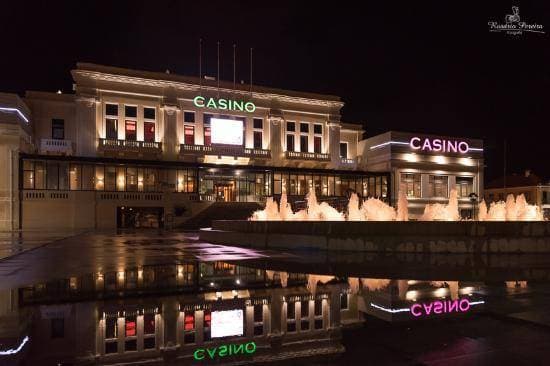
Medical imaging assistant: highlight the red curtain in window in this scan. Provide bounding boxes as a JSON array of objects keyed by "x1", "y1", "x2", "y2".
[{"x1": 144, "y1": 122, "x2": 155, "y2": 142}]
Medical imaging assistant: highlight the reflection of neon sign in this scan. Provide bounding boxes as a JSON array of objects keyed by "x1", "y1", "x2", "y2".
[
  {"x1": 410, "y1": 137, "x2": 469, "y2": 154},
  {"x1": 410, "y1": 299, "x2": 474, "y2": 317},
  {"x1": 193, "y1": 96, "x2": 256, "y2": 113},
  {"x1": 193, "y1": 341, "x2": 256, "y2": 361}
]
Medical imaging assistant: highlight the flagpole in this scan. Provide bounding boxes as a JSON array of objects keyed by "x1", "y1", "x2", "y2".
[
  {"x1": 217, "y1": 41, "x2": 220, "y2": 98},
  {"x1": 199, "y1": 38, "x2": 202, "y2": 95}
]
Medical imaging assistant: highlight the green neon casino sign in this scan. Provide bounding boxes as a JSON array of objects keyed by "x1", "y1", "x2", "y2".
[
  {"x1": 193, "y1": 96, "x2": 256, "y2": 113},
  {"x1": 193, "y1": 341, "x2": 256, "y2": 361}
]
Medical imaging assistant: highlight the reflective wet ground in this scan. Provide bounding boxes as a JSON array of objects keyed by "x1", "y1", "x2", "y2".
[{"x1": 1, "y1": 231, "x2": 550, "y2": 365}]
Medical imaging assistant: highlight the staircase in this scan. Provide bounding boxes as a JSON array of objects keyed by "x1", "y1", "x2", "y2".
[{"x1": 178, "y1": 202, "x2": 262, "y2": 230}]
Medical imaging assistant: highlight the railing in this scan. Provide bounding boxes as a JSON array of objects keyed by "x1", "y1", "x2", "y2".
[
  {"x1": 340, "y1": 157, "x2": 356, "y2": 165},
  {"x1": 98, "y1": 138, "x2": 162, "y2": 153},
  {"x1": 285, "y1": 151, "x2": 330, "y2": 161},
  {"x1": 180, "y1": 144, "x2": 271, "y2": 159},
  {"x1": 40, "y1": 139, "x2": 73, "y2": 155}
]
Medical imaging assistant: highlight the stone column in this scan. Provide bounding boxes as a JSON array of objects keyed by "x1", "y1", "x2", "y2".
[
  {"x1": 75, "y1": 97, "x2": 98, "y2": 157},
  {"x1": 268, "y1": 116, "x2": 284, "y2": 165},
  {"x1": 163, "y1": 105, "x2": 180, "y2": 160},
  {"x1": 328, "y1": 123, "x2": 341, "y2": 169}
]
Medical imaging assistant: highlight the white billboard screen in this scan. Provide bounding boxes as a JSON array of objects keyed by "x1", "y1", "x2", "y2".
[
  {"x1": 211, "y1": 309, "x2": 244, "y2": 338},
  {"x1": 211, "y1": 118, "x2": 243, "y2": 145}
]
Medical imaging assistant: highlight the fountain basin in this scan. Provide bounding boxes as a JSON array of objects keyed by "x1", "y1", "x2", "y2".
[{"x1": 200, "y1": 220, "x2": 550, "y2": 253}]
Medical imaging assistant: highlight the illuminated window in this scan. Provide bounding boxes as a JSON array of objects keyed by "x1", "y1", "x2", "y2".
[
  {"x1": 23, "y1": 160, "x2": 35, "y2": 189},
  {"x1": 125, "y1": 120, "x2": 136, "y2": 141},
  {"x1": 144, "y1": 122, "x2": 155, "y2": 142},
  {"x1": 314, "y1": 136, "x2": 322, "y2": 153},
  {"x1": 401, "y1": 173, "x2": 421, "y2": 198},
  {"x1": 183, "y1": 313, "x2": 195, "y2": 344},
  {"x1": 203, "y1": 310, "x2": 211, "y2": 341},
  {"x1": 456, "y1": 177, "x2": 474, "y2": 198},
  {"x1": 69, "y1": 164, "x2": 81, "y2": 190},
  {"x1": 184, "y1": 125, "x2": 195, "y2": 145},
  {"x1": 428, "y1": 175, "x2": 449, "y2": 198},
  {"x1": 125, "y1": 316, "x2": 136, "y2": 337},
  {"x1": 51, "y1": 119, "x2": 64, "y2": 140},
  {"x1": 204, "y1": 126, "x2": 211, "y2": 146}
]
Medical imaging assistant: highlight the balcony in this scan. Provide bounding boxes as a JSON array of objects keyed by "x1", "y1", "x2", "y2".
[
  {"x1": 285, "y1": 151, "x2": 330, "y2": 161},
  {"x1": 98, "y1": 138, "x2": 162, "y2": 157},
  {"x1": 179, "y1": 144, "x2": 271, "y2": 159},
  {"x1": 40, "y1": 139, "x2": 73, "y2": 155},
  {"x1": 340, "y1": 157, "x2": 357, "y2": 167}
]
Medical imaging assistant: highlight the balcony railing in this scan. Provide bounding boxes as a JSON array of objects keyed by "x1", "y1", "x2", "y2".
[
  {"x1": 98, "y1": 138, "x2": 162, "y2": 154},
  {"x1": 285, "y1": 151, "x2": 330, "y2": 161},
  {"x1": 179, "y1": 144, "x2": 271, "y2": 159},
  {"x1": 340, "y1": 157, "x2": 356, "y2": 165},
  {"x1": 40, "y1": 139, "x2": 73, "y2": 155}
]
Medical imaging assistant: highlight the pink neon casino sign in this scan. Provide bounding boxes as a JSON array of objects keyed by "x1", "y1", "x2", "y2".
[
  {"x1": 410, "y1": 137, "x2": 469, "y2": 154},
  {"x1": 410, "y1": 298, "x2": 471, "y2": 317}
]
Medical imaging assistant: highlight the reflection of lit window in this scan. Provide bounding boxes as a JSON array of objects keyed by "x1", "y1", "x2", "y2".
[
  {"x1": 203, "y1": 310, "x2": 211, "y2": 342},
  {"x1": 105, "y1": 316, "x2": 118, "y2": 354},
  {"x1": 125, "y1": 316, "x2": 136, "y2": 337},
  {"x1": 183, "y1": 312, "x2": 195, "y2": 344}
]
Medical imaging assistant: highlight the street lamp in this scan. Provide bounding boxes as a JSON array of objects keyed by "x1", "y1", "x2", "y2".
[{"x1": 469, "y1": 192, "x2": 479, "y2": 220}]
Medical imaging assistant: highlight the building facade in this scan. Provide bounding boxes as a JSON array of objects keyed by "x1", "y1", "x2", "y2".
[
  {"x1": 360, "y1": 131, "x2": 484, "y2": 218},
  {"x1": 0, "y1": 63, "x2": 484, "y2": 230}
]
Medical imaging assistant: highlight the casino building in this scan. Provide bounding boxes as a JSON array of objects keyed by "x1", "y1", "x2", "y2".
[{"x1": 0, "y1": 63, "x2": 483, "y2": 230}]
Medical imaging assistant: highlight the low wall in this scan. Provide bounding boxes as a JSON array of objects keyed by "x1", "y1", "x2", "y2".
[{"x1": 199, "y1": 220, "x2": 550, "y2": 253}]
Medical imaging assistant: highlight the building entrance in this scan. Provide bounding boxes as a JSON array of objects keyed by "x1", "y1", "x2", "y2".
[
  {"x1": 117, "y1": 207, "x2": 164, "y2": 228},
  {"x1": 215, "y1": 181, "x2": 236, "y2": 202}
]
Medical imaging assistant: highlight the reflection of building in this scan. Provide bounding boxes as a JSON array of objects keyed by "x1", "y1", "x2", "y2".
[
  {"x1": 360, "y1": 131, "x2": 484, "y2": 218},
  {"x1": 19, "y1": 262, "x2": 360, "y2": 364},
  {"x1": 0, "y1": 64, "x2": 391, "y2": 230},
  {"x1": 484, "y1": 170, "x2": 550, "y2": 219}
]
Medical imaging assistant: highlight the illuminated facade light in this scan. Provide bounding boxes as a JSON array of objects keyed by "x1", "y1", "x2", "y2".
[
  {"x1": 0, "y1": 336, "x2": 29, "y2": 355},
  {"x1": 0, "y1": 106, "x2": 29, "y2": 123}
]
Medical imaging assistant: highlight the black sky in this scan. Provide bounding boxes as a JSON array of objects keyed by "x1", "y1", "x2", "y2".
[{"x1": 2, "y1": 1, "x2": 549, "y2": 182}]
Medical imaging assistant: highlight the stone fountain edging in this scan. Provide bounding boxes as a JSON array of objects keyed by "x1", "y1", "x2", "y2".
[{"x1": 199, "y1": 220, "x2": 550, "y2": 253}]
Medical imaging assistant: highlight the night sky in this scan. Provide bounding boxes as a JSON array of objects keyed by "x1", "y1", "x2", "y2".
[{"x1": 2, "y1": 1, "x2": 549, "y2": 182}]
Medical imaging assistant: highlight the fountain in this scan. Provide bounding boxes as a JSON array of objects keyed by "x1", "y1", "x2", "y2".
[
  {"x1": 479, "y1": 193, "x2": 543, "y2": 221},
  {"x1": 420, "y1": 189, "x2": 460, "y2": 221}
]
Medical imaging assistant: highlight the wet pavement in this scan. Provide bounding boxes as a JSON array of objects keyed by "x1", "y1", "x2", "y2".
[{"x1": 1, "y1": 230, "x2": 550, "y2": 365}]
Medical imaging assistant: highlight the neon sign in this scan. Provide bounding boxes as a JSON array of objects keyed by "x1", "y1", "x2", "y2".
[
  {"x1": 193, "y1": 96, "x2": 256, "y2": 113},
  {"x1": 410, "y1": 137, "x2": 469, "y2": 154},
  {"x1": 193, "y1": 341, "x2": 256, "y2": 361},
  {"x1": 410, "y1": 298, "x2": 472, "y2": 317}
]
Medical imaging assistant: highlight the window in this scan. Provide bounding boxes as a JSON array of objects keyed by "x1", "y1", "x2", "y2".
[
  {"x1": 125, "y1": 316, "x2": 136, "y2": 337},
  {"x1": 183, "y1": 312, "x2": 196, "y2": 344},
  {"x1": 314, "y1": 124, "x2": 322, "y2": 134},
  {"x1": 23, "y1": 160, "x2": 34, "y2": 189},
  {"x1": 125, "y1": 120, "x2": 136, "y2": 141},
  {"x1": 253, "y1": 305, "x2": 263, "y2": 336},
  {"x1": 126, "y1": 168, "x2": 138, "y2": 191},
  {"x1": 184, "y1": 125, "x2": 195, "y2": 145},
  {"x1": 428, "y1": 175, "x2": 449, "y2": 198},
  {"x1": 314, "y1": 300, "x2": 323, "y2": 330},
  {"x1": 105, "y1": 317, "x2": 118, "y2": 354},
  {"x1": 286, "y1": 122, "x2": 295, "y2": 132},
  {"x1": 300, "y1": 123, "x2": 309, "y2": 133},
  {"x1": 286, "y1": 134, "x2": 295, "y2": 152},
  {"x1": 253, "y1": 118, "x2": 263, "y2": 129},
  {"x1": 125, "y1": 105, "x2": 137, "y2": 119},
  {"x1": 456, "y1": 177, "x2": 474, "y2": 198},
  {"x1": 105, "y1": 104, "x2": 118, "y2": 140},
  {"x1": 340, "y1": 293, "x2": 349, "y2": 310},
  {"x1": 106, "y1": 118, "x2": 118, "y2": 139},
  {"x1": 253, "y1": 131, "x2": 263, "y2": 149},
  {"x1": 203, "y1": 310, "x2": 211, "y2": 342},
  {"x1": 69, "y1": 164, "x2": 81, "y2": 190},
  {"x1": 144, "y1": 122, "x2": 155, "y2": 142},
  {"x1": 300, "y1": 135, "x2": 308, "y2": 152},
  {"x1": 105, "y1": 166, "x2": 116, "y2": 191},
  {"x1": 51, "y1": 119, "x2": 64, "y2": 140},
  {"x1": 286, "y1": 302, "x2": 296, "y2": 332},
  {"x1": 204, "y1": 126, "x2": 211, "y2": 146},
  {"x1": 51, "y1": 318, "x2": 64, "y2": 339},
  {"x1": 401, "y1": 173, "x2": 421, "y2": 198},
  {"x1": 144, "y1": 107, "x2": 155, "y2": 120},
  {"x1": 300, "y1": 300, "x2": 310, "y2": 331},
  {"x1": 340, "y1": 142, "x2": 348, "y2": 159},
  {"x1": 203, "y1": 113, "x2": 213, "y2": 125},
  {"x1": 143, "y1": 313, "x2": 156, "y2": 349},
  {"x1": 314, "y1": 136, "x2": 322, "y2": 153},
  {"x1": 106, "y1": 104, "x2": 118, "y2": 116},
  {"x1": 184, "y1": 111, "x2": 195, "y2": 123}
]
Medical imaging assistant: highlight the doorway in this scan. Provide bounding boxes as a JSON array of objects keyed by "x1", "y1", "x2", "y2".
[
  {"x1": 117, "y1": 207, "x2": 164, "y2": 228},
  {"x1": 215, "y1": 181, "x2": 236, "y2": 202}
]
